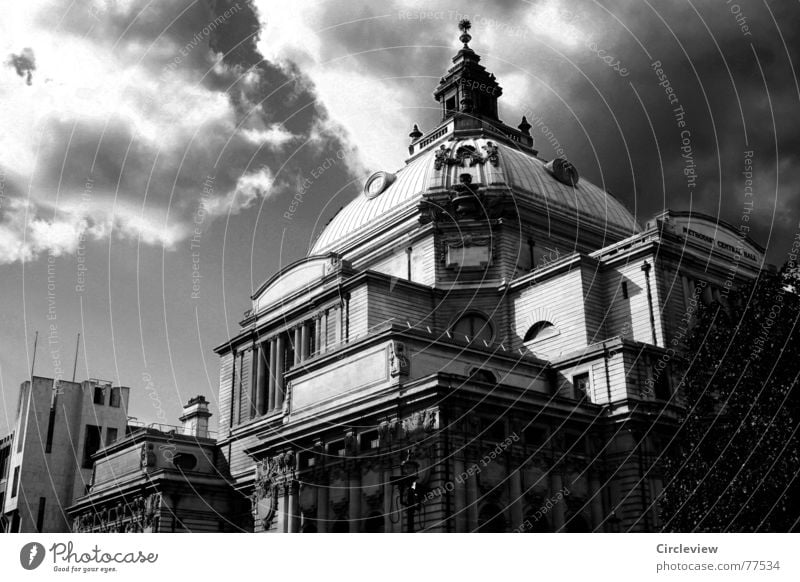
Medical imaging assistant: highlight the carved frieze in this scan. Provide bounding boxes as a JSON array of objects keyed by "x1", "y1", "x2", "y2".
[{"x1": 388, "y1": 341, "x2": 409, "y2": 377}]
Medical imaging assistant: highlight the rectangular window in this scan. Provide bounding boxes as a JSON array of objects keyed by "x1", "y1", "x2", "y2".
[
  {"x1": 36, "y1": 497, "x2": 46, "y2": 532},
  {"x1": 93, "y1": 386, "x2": 105, "y2": 405},
  {"x1": 360, "y1": 430, "x2": 379, "y2": 451},
  {"x1": 45, "y1": 408, "x2": 57, "y2": 454},
  {"x1": 481, "y1": 418, "x2": 506, "y2": 443},
  {"x1": 524, "y1": 426, "x2": 548, "y2": 447},
  {"x1": 109, "y1": 387, "x2": 121, "y2": 408},
  {"x1": 653, "y1": 367, "x2": 671, "y2": 400},
  {"x1": 106, "y1": 427, "x2": 118, "y2": 446},
  {"x1": 573, "y1": 372, "x2": 590, "y2": 400},
  {"x1": 11, "y1": 466, "x2": 20, "y2": 497},
  {"x1": 17, "y1": 388, "x2": 30, "y2": 453},
  {"x1": 82, "y1": 425, "x2": 102, "y2": 468},
  {"x1": 621, "y1": 281, "x2": 629, "y2": 299},
  {"x1": 0, "y1": 446, "x2": 8, "y2": 479}
]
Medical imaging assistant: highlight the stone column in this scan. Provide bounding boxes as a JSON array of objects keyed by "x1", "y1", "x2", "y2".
[
  {"x1": 255, "y1": 344, "x2": 267, "y2": 415},
  {"x1": 348, "y1": 465, "x2": 361, "y2": 532},
  {"x1": 589, "y1": 473, "x2": 603, "y2": 531},
  {"x1": 317, "y1": 480, "x2": 329, "y2": 534},
  {"x1": 465, "y1": 459, "x2": 478, "y2": 532},
  {"x1": 276, "y1": 484, "x2": 288, "y2": 533},
  {"x1": 313, "y1": 316, "x2": 321, "y2": 356},
  {"x1": 383, "y1": 463, "x2": 395, "y2": 533},
  {"x1": 550, "y1": 472, "x2": 565, "y2": 532},
  {"x1": 293, "y1": 327, "x2": 302, "y2": 366},
  {"x1": 453, "y1": 456, "x2": 467, "y2": 533},
  {"x1": 267, "y1": 338, "x2": 277, "y2": 412},
  {"x1": 275, "y1": 334, "x2": 285, "y2": 409},
  {"x1": 319, "y1": 312, "x2": 327, "y2": 354},
  {"x1": 288, "y1": 481, "x2": 300, "y2": 533},
  {"x1": 301, "y1": 323, "x2": 309, "y2": 361},
  {"x1": 510, "y1": 466, "x2": 523, "y2": 531}
]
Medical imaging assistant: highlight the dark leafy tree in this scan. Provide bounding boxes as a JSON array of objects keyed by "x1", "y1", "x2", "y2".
[{"x1": 659, "y1": 265, "x2": 800, "y2": 532}]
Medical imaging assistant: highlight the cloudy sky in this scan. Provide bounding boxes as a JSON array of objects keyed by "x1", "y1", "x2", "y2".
[{"x1": 0, "y1": 0, "x2": 798, "y2": 434}]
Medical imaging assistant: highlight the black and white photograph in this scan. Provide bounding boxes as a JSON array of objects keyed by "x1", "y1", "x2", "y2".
[{"x1": 0, "y1": 0, "x2": 798, "y2": 579}]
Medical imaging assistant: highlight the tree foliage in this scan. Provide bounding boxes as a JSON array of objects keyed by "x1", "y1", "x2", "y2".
[{"x1": 660, "y1": 266, "x2": 800, "y2": 532}]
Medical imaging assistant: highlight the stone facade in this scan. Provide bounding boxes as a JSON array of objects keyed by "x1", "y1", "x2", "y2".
[{"x1": 213, "y1": 25, "x2": 766, "y2": 532}]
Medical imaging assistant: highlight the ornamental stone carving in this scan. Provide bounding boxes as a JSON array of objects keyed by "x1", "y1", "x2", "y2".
[
  {"x1": 252, "y1": 457, "x2": 280, "y2": 531},
  {"x1": 388, "y1": 341, "x2": 409, "y2": 377}
]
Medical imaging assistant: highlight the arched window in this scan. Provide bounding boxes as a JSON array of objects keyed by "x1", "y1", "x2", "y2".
[
  {"x1": 523, "y1": 321, "x2": 558, "y2": 343},
  {"x1": 452, "y1": 313, "x2": 493, "y2": 343}
]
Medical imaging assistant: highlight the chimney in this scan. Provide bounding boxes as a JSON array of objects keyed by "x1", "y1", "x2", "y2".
[{"x1": 179, "y1": 395, "x2": 212, "y2": 438}]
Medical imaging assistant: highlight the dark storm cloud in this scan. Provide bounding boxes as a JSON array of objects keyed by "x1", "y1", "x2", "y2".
[
  {"x1": 0, "y1": 0, "x2": 361, "y2": 265},
  {"x1": 6, "y1": 47, "x2": 35, "y2": 84},
  {"x1": 296, "y1": 0, "x2": 798, "y2": 263}
]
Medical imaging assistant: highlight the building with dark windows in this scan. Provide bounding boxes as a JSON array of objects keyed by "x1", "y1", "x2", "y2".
[
  {"x1": 68, "y1": 396, "x2": 246, "y2": 533},
  {"x1": 212, "y1": 22, "x2": 766, "y2": 533},
  {"x1": 0, "y1": 376, "x2": 130, "y2": 532}
]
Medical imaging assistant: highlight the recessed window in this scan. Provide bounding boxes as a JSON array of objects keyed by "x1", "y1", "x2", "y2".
[
  {"x1": 82, "y1": 425, "x2": 102, "y2": 468},
  {"x1": 524, "y1": 426, "x2": 548, "y2": 447},
  {"x1": 106, "y1": 427, "x2": 118, "y2": 446},
  {"x1": 172, "y1": 453, "x2": 198, "y2": 471},
  {"x1": 621, "y1": 281, "x2": 629, "y2": 299},
  {"x1": 11, "y1": 466, "x2": 20, "y2": 497},
  {"x1": 523, "y1": 321, "x2": 558, "y2": 343},
  {"x1": 452, "y1": 313, "x2": 493, "y2": 344},
  {"x1": 652, "y1": 367, "x2": 671, "y2": 400},
  {"x1": 469, "y1": 367, "x2": 497, "y2": 383},
  {"x1": 573, "y1": 373, "x2": 590, "y2": 400},
  {"x1": 93, "y1": 386, "x2": 105, "y2": 405},
  {"x1": 360, "y1": 431, "x2": 379, "y2": 452},
  {"x1": 109, "y1": 387, "x2": 121, "y2": 408}
]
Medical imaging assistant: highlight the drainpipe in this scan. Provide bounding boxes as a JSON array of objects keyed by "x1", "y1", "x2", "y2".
[{"x1": 641, "y1": 261, "x2": 658, "y2": 346}]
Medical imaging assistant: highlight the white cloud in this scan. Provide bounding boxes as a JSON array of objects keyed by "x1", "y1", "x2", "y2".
[
  {"x1": 0, "y1": 197, "x2": 186, "y2": 264},
  {"x1": 203, "y1": 167, "x2": 285, "y2": 217},
  {"x1": 241, "y1": 124, "x2": 296, "y2": 149},
  {"x1": 253, "y1": 0, "x2": 413, "y2": 174}
]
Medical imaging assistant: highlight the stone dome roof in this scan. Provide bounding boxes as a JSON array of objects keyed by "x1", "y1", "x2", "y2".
[{"x1": 310, "y1": 136, "x2": 640, "y2": 254}]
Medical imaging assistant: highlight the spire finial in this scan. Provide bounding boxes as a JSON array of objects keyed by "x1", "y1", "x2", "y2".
[{"x1": 458, "y1": 19, "x2": 472, "y2": 47}]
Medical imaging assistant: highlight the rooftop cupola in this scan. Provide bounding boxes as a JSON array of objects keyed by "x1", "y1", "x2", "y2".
[{"x1": 433, "y1": 20, "x2": 503, "y2": 122}]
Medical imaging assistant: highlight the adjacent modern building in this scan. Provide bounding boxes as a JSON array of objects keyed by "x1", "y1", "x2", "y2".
[
  {"x1": 211, "y1": 23, "x2": 766, "y2": 533},
  {"x1": 1, "y1": 376, "x2": 130, "y2": 532}
]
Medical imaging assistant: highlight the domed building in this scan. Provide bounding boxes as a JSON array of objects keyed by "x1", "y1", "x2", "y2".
[{"x1": 214, "y1": 22, "x2": 765, "y2": 533}]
